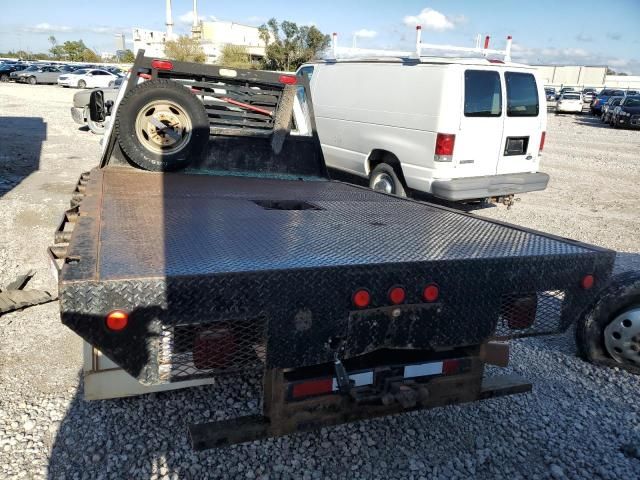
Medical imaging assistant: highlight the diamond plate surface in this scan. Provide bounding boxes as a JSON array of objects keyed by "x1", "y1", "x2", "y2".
[
  {"x1": 58, "y1": 168, "x2": 616, "y2": 385},
  {"x1": 62, "y1": 168, "x2": 601, "y2": 281}
]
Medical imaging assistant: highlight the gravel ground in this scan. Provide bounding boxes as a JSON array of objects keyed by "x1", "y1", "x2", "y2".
[{"x1": 0, "y1": 83, "x2": 639, "y2": 480}]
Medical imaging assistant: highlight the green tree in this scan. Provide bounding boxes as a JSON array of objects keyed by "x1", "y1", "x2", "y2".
[
  {"x1": 219, "y1": 44, "x2": 253, "y2": 69},
  {"x1": 82, "y1": 48, "x2": 100, "y2": 62},
  {"x1": 164, "y1": 35, "x2": 206, "y2": 63},
  {"x1": 60, "y1": 40, "x2": 88, "y2": 61},
  {"x1": 258, "y1": 18, "x2": 330, "y2": 71},
  {"x1": 120, "y1": 49, "x2": 135, "y2": 63}
]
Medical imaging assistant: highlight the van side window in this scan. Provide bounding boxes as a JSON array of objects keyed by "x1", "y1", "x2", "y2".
[
  {"x1": 505, "y1": 72, "x2": 539, "y2": 117},
  {"x1": 297, "y1": 66, "x2": 314, "y2": 81},
  {"x1": 464, "y1": 70, "x2": 502, "y2": 117}
]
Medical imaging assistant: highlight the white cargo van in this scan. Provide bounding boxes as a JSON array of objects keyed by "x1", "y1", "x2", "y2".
[{"x1": 298, "y1": 54, "x2": 549, "y2": 201}]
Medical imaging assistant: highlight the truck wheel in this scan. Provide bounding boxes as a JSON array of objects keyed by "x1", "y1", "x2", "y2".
[
  {"x1": 28, "y1": 76, "x2": 37, "y2": 85},
  {"x1": 369, "y1": 163, "x2": 406, "y2": 197},
  {"x1": 576, "y1": 270, "x2": 640, "y2": 374},
  {"x1": 116, "y1": 79, "x2": 209, "y2": 172},
  {"x1": 84, "y1": 107, "x2": 106, "y2": 135}
]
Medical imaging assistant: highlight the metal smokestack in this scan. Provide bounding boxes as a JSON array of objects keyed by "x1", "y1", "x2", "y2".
[
  {"x1": 192, "y1": 0, "x2": 199, "y2": 28},
  {"x1": 165, "y1": 0, "x2": 173, "y2": 38}
]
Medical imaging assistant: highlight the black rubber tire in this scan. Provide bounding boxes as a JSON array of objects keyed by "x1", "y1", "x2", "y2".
[
  {"x1": 28, "y1": 76, "x2": 37, "y2": 85},
  {"x1": 0, "y1": 74, "x2": 8, "y2": 83},
  {"x1": 576, "y1": 270, "x2": 640, "y2": 375},
  {"x1": 369, "y1": 163, "x2": 406, "y2": 197},
  {"x1": 77, "y1": 80, "x2": 86, "y2": 89},
  {"x1": 116, "y1": 79, "x2": 209, "y2": 172}
]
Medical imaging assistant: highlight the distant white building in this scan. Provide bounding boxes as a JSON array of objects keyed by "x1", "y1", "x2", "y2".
[
  {"x1": 132, "y1": 28, "x2": 170, "y2": 58},
  {"x1": 131, "y1": 20, "x2": 266, "y2": 64}
]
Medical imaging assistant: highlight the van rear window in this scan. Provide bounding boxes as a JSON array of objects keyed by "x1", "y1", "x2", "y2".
[
  {"x1": 464, "y1": 70, "x2": 502, "y2": 117},
  {"x1": 505, "y1": 72, "x2": 539, "y2": 117}
]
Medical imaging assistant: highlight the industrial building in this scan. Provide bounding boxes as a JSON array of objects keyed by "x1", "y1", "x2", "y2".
[
  {"x1": 132, "y1": 0, "x2": 266, "y2": 64},
  {"x1": 534, "y1": 65, "x2": 640, "y2": 90}
]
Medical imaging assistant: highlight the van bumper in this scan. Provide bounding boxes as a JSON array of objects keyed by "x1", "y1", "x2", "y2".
[{"x1": 431, "y1": 172, "x2": 550, "y2": 201}]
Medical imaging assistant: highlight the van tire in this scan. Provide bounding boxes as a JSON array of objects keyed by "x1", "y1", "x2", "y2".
[{"x1": 369, "y1": 163, "x2": 406, "y2": 197}]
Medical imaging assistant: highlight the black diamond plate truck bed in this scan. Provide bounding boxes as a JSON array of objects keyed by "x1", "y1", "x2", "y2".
[{"x1": 58, "y1": 166, "x2": 615, "y2": 385}]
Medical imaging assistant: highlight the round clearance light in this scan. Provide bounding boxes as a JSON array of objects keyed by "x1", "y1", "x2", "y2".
[
  {"x1": 388, "y1": 286, "x2": 406, "y2": 305},
  {"x1": 581, "y1": 274, "x2": 595, "y2": 290},
  {"x1": 106, "y1": 310, "x2": 129, "y2": 331},
  {"x1": 423, "y1": 284, "x2": 440, "y2": 302},
  {"x1": 352, "y1": 289, "x2": 371, "y2": 309}
]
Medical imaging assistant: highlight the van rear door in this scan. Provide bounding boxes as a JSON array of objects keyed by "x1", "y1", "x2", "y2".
[
  {"x1": 497, "y1": 71, "x2": 542, "y2": 175},
  {"x1": 454, "y1": 69, "x2": 504, "y2": 177}
]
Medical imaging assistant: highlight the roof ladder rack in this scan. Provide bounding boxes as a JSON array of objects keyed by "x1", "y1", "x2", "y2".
[{"x1": 329, "y1": 27, "x2": 513, "y2": 62}]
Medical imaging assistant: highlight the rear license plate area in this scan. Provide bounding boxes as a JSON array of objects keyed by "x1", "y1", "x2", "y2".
[{"x1": 504, "y1": 136, "x2": 529, "y2": 156}]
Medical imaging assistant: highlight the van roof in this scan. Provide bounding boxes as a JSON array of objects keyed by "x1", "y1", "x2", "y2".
[{"x1": 305, "y1": 56, "x2": 535, "y2": 69}]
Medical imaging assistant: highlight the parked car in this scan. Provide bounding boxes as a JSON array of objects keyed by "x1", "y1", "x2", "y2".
[
  {"x1": 57, "y1": 68, "x2": 120, "y2": 88},
  {"x1": 556, "y1": 87, "x2": 576, "y2": 100},
  {"x1": 601, "y1": 96, "x2": 624, "y2": 123},
  {"x1": 0, "y1": 63, "x2": 28, "y2": 82},
  {"x1": 15, "y1": 65, "x2": 62, "y2": 85},
  {"x1": 582, "y1": 88, "x2": 597, "y2": 103},
  {"x1": 556, "y1": 92, "x2": 583, "y2": 113},
  {"x1": 70, "y1": 82, "x2": 121, "y2": 134},
  {"x1": 10, "y1": 64, "x2": 39, "y2": 81},
  {"x1": 297, "y1": 59, "x2": 548, "y2": 201},
  {"x1": 545, "y1": 87, "x2": 556, "y2": 101},
  {"x1": 591, "y1": 89, "x2": 626, "y2": 114},
  {"x1": 610, "y1": 95, "x2": 640, "y2": 129}
]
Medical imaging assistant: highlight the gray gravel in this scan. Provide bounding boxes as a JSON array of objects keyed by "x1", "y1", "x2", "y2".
[{"x1": 1, "y1": 84, "x2": 639, "y2": 480}]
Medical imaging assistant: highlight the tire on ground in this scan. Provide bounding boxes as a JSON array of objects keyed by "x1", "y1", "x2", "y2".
[
  {"x1": 576, "y1": 270, "x2": 640, "y2": 375},
  {"x1": 116, "y1": 79, "x2": 209, "y2": 172},
  {"x1": 369, "y1": 162, "x2": 406, "y2": 197}
]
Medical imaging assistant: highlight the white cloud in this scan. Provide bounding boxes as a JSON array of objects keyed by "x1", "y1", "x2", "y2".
[
  {"x1": 354, "y1": 29, "x2": 377, "y2": 38},
  {"x1": 403, "y1": 8, "x2": 461, "y2": 31},
  {"x1": 25, "y1": 23, "x2": 73, "y2": 33},
  {"x1": 178, "y1": 10, "x2": 217, "y2": 25}
]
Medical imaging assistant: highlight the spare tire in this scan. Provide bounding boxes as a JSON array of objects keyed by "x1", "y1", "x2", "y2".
[
  {"x1": 576, "y1": 270, "x2": 640, "y2": 374},
  {"x1": 116, "y1": 79, "x2": 209, "y2": 172}
]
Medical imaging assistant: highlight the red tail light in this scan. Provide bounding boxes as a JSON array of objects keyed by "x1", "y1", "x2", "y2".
[
  {"x1": 106, "y1": 310, "x2": 128, "y2": 331},
  {"x1": 291, "y1": 378, "x2": 334, "y2": 399},
  {"x1": 504, "y1": 295, "x2": 537, "y2": 329},
  {"x1": 151, "y1": 59, "x2": 173, "y2": 71},
  {"x1": 443, "y1": 359, "x2": 460, "y2": 375},
  {"x1": 279, "y1": 75, "x2": 297, "y2": 85},
  {"x1": 581, "y1": 274, "x2": 594, "y2": 290},
  {"x1": 539, "y1": 131, "x2": 546, "y2": 152},
  {"x1": 352, "y1": 289, "x2": 371, "y2": 309},
  {"x1": 435, "y1": 133, "x2": 456, "y2": 156},
  {"x1": 194, "y1": 327, "x2": 236, "y2": 369},
  {"x1": 423, "y1": 284, "x2": 439, "y2": 302},
  {"x1": 388, "y1": 286, "x2": 406, "y2": 305}
]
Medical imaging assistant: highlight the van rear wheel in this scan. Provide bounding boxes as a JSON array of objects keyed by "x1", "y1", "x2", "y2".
[{"x1": 369, "y1": 163, "x2": 406, "y2": 197}]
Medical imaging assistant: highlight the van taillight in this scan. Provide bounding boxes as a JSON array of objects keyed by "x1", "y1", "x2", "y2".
[
  {"x1": 434, "y1": 133, "x2": 455, "y2": 162},
  {"x1": 539, "y1": 132, "x2": 546, "y2": 152}
]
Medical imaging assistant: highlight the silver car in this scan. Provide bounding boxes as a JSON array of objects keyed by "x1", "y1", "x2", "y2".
[{"x1": 17, "y1": 65, "x2": 62, "y2": 85}]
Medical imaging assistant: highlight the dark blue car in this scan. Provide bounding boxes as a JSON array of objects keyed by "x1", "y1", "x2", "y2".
[{"x1": 591, "y1": 89, "x2": 626, "y2": 114}]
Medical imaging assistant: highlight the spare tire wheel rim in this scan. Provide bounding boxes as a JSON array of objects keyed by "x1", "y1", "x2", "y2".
[
  {"x1": 372, "y1": 172, "x2": 394, "y2": 194},
  {"x1": 604, "y1": 306, "x2": 640, "y2": 365},
  {"x1": 135, "y1": 100, "x2": 193, "y2": 155}
]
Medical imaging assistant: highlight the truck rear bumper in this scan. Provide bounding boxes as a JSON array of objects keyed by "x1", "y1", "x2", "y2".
[{"x1": 431, "y1": 172, "x2": 550, "y2": 201}]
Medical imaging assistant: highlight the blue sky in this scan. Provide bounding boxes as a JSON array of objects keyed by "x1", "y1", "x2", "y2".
[{"x1": 1, "y1": 0, "x2": 638, "y2": 73}]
